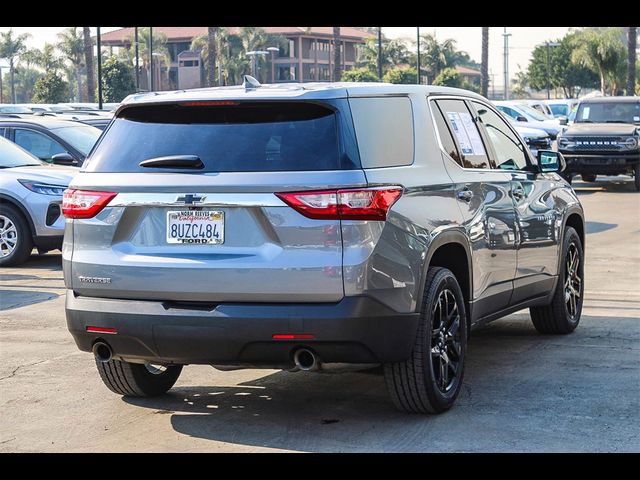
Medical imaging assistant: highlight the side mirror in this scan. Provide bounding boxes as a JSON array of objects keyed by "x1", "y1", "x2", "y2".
[
  {"x1": 51, "y1": 152, "x2": 79, "y2": 166},
  {"x1": 537, "y1": 150, "x2": 566, "y2": 173},
  {"x1": 559, "y1": 116, "x2": 568, "y2": 126},
  {"x1": 516, "y1": 115, "x2": 528, "y2": 122}
]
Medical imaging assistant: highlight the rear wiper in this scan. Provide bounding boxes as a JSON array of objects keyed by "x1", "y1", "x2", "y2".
[{"x1": 139, "y1": 155, "x2": 204, "y2": 169}]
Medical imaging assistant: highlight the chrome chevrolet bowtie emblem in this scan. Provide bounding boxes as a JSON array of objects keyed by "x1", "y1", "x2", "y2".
[{"x1": 176, "y1": 194, "x2": 206, "y2": 205}]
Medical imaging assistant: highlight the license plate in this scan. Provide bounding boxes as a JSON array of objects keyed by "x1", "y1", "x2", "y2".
[{"x1": 166, "y1": 210, "x2": 224, "y2": 244}]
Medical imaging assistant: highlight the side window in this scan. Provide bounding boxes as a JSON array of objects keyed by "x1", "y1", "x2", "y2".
[
  {"x1": 0, "y1": 128, "x2": 5, "y2": 138},
  {"x1": 472, "y1": 101, "x2": 528, "y2": 171},
  {"x1": 497, "y1": 105, "x2": 517, "y2": 120},
  {"x1": 435, "y1": 99, "x2": 490, "y2": 169},
  {"x1": 14, "y1": 129, "x2": 65, "y2": 162},
  {"x1": 431, "y1": 102, "x2": 462, "y2": 167}
]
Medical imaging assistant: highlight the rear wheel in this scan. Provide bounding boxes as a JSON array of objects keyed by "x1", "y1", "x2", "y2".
[
  {"x1": 581, "y1": 174, "x2": 597, "y2": 183},
  {"x1": 384, "y1": 267, "x2": 467, "y2": 414},
  {"x1": 95, "y1": 358, "x2": 183, "y2": 397},
  {"x1": 0, "y1": 205, "x2": 33, "y2": 267},
  {"x1": 530, "y1": 226, "x2": 584, "y2": 334}
]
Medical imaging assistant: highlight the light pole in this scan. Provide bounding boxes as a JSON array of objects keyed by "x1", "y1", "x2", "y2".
[
  {"x1": 416, "y1": 27, "x2": 420, "y2": 85},
  {"x1": 545, "y1": 41, "x2": 561, "y2": 100},
  {"x1": 267, "y1": 47, "x2": 279, "y2": 83},
  {"x1": 97, "y1": 27, "x2": 103, "y2": 110},
  {"x1": 502, "y1": 27, "x2": 511, "y2": 100},
  {"x1": 149, "y1": 26, "x2": 154, "y2": 91},
  {"x1": 134, "y1": 27, "x2": 140, "y2": 91},
  {"x1": 246, "y1": 50, "x2": 269, "y2": 82}
]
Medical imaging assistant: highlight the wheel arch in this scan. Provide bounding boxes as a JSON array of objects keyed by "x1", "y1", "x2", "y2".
[{"x1": 0, "y1": 194, "x2": 36, "y2": 238}]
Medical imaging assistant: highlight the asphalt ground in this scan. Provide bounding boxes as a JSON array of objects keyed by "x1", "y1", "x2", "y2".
[{"x1": 1, "y1": 175, "x2": 638, "y2": 452}]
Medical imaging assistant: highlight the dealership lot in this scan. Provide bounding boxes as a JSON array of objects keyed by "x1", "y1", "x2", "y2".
[{"x1": 1, "y1": 176, "x2": 638, "y2": 452}]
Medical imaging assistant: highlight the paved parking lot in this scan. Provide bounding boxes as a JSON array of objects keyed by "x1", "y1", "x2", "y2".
[{"x1": 1, "y1": 176, "x2": 639, "y2": 452}]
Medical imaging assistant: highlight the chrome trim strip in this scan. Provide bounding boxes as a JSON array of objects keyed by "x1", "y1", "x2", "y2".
[{"x1": 109, "y1": 193, "x2": 287, "y2": 207}]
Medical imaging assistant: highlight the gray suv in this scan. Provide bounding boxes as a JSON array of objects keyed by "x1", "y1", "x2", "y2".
[{"x1": 63, "y1": 82, "x2": 585, "y2": 414}]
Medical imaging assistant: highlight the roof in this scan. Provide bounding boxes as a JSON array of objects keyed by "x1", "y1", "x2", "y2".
[
  {"x1": 0, "y1": 117, "x2": 94, "y2": 129},
  {"x1": 118, "y1": 82, "x2": 486, "y2": 108},
  {"x1": 454, "y1": 65, "x2": 481, "y2": 76},
  {"x1": 580, "y1": 96, "x2": 639, "y2": 104},
  {"x1": 100, "y1": 27, "x2": 371, "y2": 45}
]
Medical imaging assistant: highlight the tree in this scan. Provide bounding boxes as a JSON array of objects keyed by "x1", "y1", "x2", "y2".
[
  {"x1": 527, "y1": 33, "x2": 599, "y2": 98},
  {"x1": 341, "y1": 67, "x2": 379, "y2": 82},
  {"x1": 36, "y1": 43, "x2": 63, "y2": 72},
  {"x1": 383, "y1": 66, "x2": 417, "y2": 84},
  {"x1": 83, "y1": 27, "x2": 95, "y2": 103},
  {"x1": 420, "y1": 33, "x2": 457, "y2": 84},
  {"x1": 192, "y1": 27, "x2": 230, "y2": 86},
  {"x1": 628, "y1": 27, "x2": 637, "y2": 96},
  {"x1": 333, "y1": 27, "x2": 342, "y2": 81},
  {"x1": 510, "y1": 69, "x2": 529, "y2": 99},
  {"x1": 0, "y1": 29, "x2": 30, "y2": 103},
  {"x1": 15, "y1": 48, "x2": 42, "y2": 102},
  {"x1": 123, "y1": 28, "x2": 170, "y2": 89},
  {"x1": 207, "y1": 27, "x2": 217, "y2": 87},
  {"x1": 57, "y1": 27, "x2": 85, "y2": 102},
  {"x1": 101, "y1": 56, "x2": 136, "y2": 102},
  {"x1": 32, "y1": 71, "x2": 68, "y2": 103},
  {"x1": 481, "y1": 27, "x2": 489, "y2": 97},
  {"x1": 571, "y1": 28, "x2": 627, "y2": 95},
  {"x1": 357, "y1": 37, "x2": 412, "y2": 76},
  {"x1": 433, "y1": 67, "x2": 461, "y2": 88}
]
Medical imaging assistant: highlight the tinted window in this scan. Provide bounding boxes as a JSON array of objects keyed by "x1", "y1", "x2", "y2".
[
  {"x1": 472, "y1": 101, "x2": 527, "y2": 171},
  {"x1": 51, "y1": 125, "x2": 101, "y2": 156},
  {"x1": 0, "y1": 128, "x2": 5, "y2": 137},
  {"x1": 435, "y1": 99, "x2": 490, "y2": 169},
  {"x1": 14, "y1": 129, "x2": 65, "y2": 162},
  {"x1": 496, "y1": 105, "x2": 519, "y2": 120},
  {"x1": 431, "y1": 102, "x2": 462, "y2": 167},
  {"x1": 87, "y1": 102, "x2": 356, "y2": 173},
  {"x1": 549, "y1": 104, "x2": 568, "y2": 117},
  {"x1": 0, "y1": 137, "x2": 42, "y2": 167}
]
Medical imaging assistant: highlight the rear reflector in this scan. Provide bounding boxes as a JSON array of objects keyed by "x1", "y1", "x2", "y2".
[
  {"x1": 276, "y1": 186, "x2": 402, "y2": 221},
  {"x1": 62, "y1": 189, "x2": 117, "y2": 219},
  {"x1": 86, "y1": 326, "x2": 117, "y2": 334},
  {"x1": 272, "y1": 334, "x2": 316, "y2": 340}
]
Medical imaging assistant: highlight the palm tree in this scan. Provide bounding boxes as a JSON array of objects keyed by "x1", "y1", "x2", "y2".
[
  {"x1": 83, "y1": 27, "x2": 95, "y2": 102},
  {"x1": 333, "y1": 27, "x2": 341, "y2": 81},
  {"x1": 207, "y1": 27, "x2": 217, "y2": 87},
  {"x1": 36, "y1": 43, "x2": 63, "y2": 73},
  {"x1": 628, "y1": 27, "x2": 637, "y2": 96},
  {"x1": 0, "y1": 29, "x2": 30, "y2": 103},
  {"x1": 481, "y1": 27, "x2": 489, "y2": 97},
  {"x1": 57, "y1": 27, "x2": 84, "y2": 101},
  {"x1": 124, "y1": 28, "x2": 170, "y2": 89},
  {"x1": 571, "y1": 28, "x2": 626, "y2": 95},
  {"x1": 192, "y1": 27, "x2": 228, "y2": 86},
  {"x1": 420, "y1": 33, "x2": 457, "y2": 84},
  {"x1": 357, "y1": 37, "x2": 412, "y2": 74}
]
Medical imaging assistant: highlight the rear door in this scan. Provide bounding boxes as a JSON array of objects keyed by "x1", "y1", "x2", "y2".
[{"x1": 68, "y1": 100, "x2": 364, "y2": 303}]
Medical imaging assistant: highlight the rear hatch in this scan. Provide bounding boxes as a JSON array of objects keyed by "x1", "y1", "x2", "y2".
[{"x1": 66, "y1": 99, "x2": 365, "y2": 303}]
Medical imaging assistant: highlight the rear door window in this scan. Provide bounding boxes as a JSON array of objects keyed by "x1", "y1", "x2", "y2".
[
  {"x1": 14, "y1": 128, "x2": 66, "y2": 162},
  {"x1": 431, "y1": 101, "x2": 463, "y2": 167},
  {"x1": 86, "y1": 101, "x2": 359, "y2": 172}
]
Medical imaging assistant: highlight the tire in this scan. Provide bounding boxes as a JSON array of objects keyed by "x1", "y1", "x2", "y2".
[
  {"x1": 384, "y1": 267, "x2": 468, "y2": 414},
  {"x1": 562, "y1": 172, "x2": 573, "y2": 185},
  {"x1": 634, "y1": 164, "x2": 640, "y2": 192},
  {"x1": 581, "y1": 174, "x2": 597, "y2": 183},
  {"x1": 530, "y1": 226, "x2": 584, "y2": 334},
  {"x1": 0, "y1": 204, "x2": 33, "y2": 267},
  {"x1": 95, "y1": 358, "x2": 183, "y2": 397}
]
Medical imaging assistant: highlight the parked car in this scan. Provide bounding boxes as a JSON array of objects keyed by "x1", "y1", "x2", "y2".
[
  {"x1": 494, "y1": 101, "x2": 562, "y2": 139},
  {"x1": 518, "y1": 99, "x2": 555, "y2": 119},
  {"x1": 0, "y1": 105, "x2": 34, "y2": 115},
  {"x1": 546, "y1": 99, "x2": 580, "y2": 122},
  {"x1": 511, "y1": 122, "x2": 552, "y2": 157},
  {"x1": 52, "y1": 112, "x2": 112, "y2": 131},
  {"x1": 0, "y1": 117, "x2": 102, "y2": 166},
  {"x1": 0, "y1": 136, "x2": 77, "y2": 266},
  {"x1": 557, "y1": 96, "x2": 640, "y2": 189},
  {"x1": 63, "y1": 82, "x2": 585, "y2": 414}
]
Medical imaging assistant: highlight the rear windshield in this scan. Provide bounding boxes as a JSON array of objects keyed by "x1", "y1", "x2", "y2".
[{"x1": 86, "y1": 101, "x2": 358, "y2": 172}]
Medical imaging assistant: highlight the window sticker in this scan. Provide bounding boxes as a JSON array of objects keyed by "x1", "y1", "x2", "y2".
[
  {"x1": 446, "y1": 111, "x2": 486, "y2": 156},
  {"x1": 633, "y1": 116, "x2": 639, "y2": 122},
  {"x1": 581, "y1": 106, "x2": 590, "y2": 119}
]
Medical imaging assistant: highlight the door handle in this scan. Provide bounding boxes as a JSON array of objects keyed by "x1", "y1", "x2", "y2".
[
  {"x1": 512, "y1": 186, "x2": 525, "y2": 201},
  {"x1": 456, "y1": 188, "x2": 473, "y2": 202}
]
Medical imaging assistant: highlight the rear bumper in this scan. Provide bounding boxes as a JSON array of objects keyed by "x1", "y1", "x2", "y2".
[
  {"x1": 561, "y1": 152, "x2": 640, "y2": 174},
  {"x1": 65, "y1": 292, "x2": 420, "y2": 366}
]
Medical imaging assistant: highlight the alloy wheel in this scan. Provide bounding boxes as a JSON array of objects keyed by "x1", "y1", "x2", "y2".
[
  {"x1": 565, "y1": 242, "x2": 582, "y2": 318},
  {"x1": 0, "y1": 215, "x2": 18, "y2": 258},
  {"x1": 430, "y1": 289, "x2": 462, "y2": 393}
]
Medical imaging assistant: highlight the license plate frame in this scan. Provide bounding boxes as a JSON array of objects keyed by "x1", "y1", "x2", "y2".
[{"x1": 166, "y1": 210, "x2": 224, "y2": 245}]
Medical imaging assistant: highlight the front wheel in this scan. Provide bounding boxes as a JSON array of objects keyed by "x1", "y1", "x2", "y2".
[
  {"x1": 581, "y1": 174, "x2": 597, "y2": 183},
  {"x1": 0, "y1": 205, "x2": 33, "y2": 267},
  {"x1": 530, "y1": 226, "x2": 584, "y2": 334},
  {"x1": 95, "y1": 357, "x2": 183, "y2": 397},
  {"x1": 384, "y1": 267, "x2": 468, "y2": 414}
]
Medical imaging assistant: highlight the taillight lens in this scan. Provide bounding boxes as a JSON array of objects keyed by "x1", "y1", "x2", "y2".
[
  {"x1": 276, "y1": 186, "x2": 402, "y2": 221},
  {"x1": 62, "y1": 189, "x2": 117, "y2": 219}
]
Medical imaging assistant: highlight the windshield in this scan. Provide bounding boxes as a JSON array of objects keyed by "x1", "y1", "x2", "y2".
[
  {"x1": 0, "y1": 137, "x2": 43, "y2": 168},
  {"x1": 0, "y1": 105, "x2": 32, "y2": 114},
  {"x1": 549, "y1": 104, "x2": 568, "y2": 117},
  {"x1": 575, "y1": 101, "x2": 640, "y2": 124},
  {"x1": 51, "y1": 125, "x2": 101, "y2": 155},
  {"x1": 517, "y1": 104, "x2": 548, "y2": 121}
]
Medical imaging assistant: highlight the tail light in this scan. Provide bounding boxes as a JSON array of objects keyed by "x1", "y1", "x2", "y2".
[
  {"x1": 276, "y1": 186, "x2": 403, "y2": 221},
  {"x1": 62, "y1": 189, "x2": 117, "y2": 219}
]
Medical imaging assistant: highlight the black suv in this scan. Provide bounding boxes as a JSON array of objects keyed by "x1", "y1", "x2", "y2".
[{"x1": 557, "y1": 97, "x2": 640, "y2": 190}]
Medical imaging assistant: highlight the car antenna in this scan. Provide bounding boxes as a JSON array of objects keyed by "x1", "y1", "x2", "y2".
[{"x1": 242, "y1": 75, "x2": 261, "y2": 91}]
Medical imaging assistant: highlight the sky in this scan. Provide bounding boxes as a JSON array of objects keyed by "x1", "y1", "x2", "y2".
[{"x1": 0, "y1": 26, "x2": 574, "y2": 89}]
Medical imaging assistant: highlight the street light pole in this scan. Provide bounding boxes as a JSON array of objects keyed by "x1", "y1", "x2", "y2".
[
  {"x1": 134, "y1": 27, "x2": 140, "y2": 91},
  {"x1": 416, "y1": 27, "x2": 420, "y2": 85},
  {"x1": 267, "y1": 47, "x2": 279, "y2": 83},
  {"x1": 545, "y1": 41, "x2": 560, "y2": 100},
  {"x1": 97, "y1": 27, "x2": 103, "y2": 110},
  {"x1": 246, "y1": 51, "x2": 269, "y2": 82},
  {"x1": 149, "y1": 26, "x2": 154, "y2": 92},
  {"x1": 502, "y1": 27, "x2": 511, "y2": 100}
]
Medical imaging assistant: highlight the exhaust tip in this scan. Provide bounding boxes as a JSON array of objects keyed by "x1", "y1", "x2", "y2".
[
  {"x1": 293, "y1": 348, "x2": 317, "y2": 371},
  {"x1": 92, "y1": 341, "x2": 112, "y2": 363}
]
